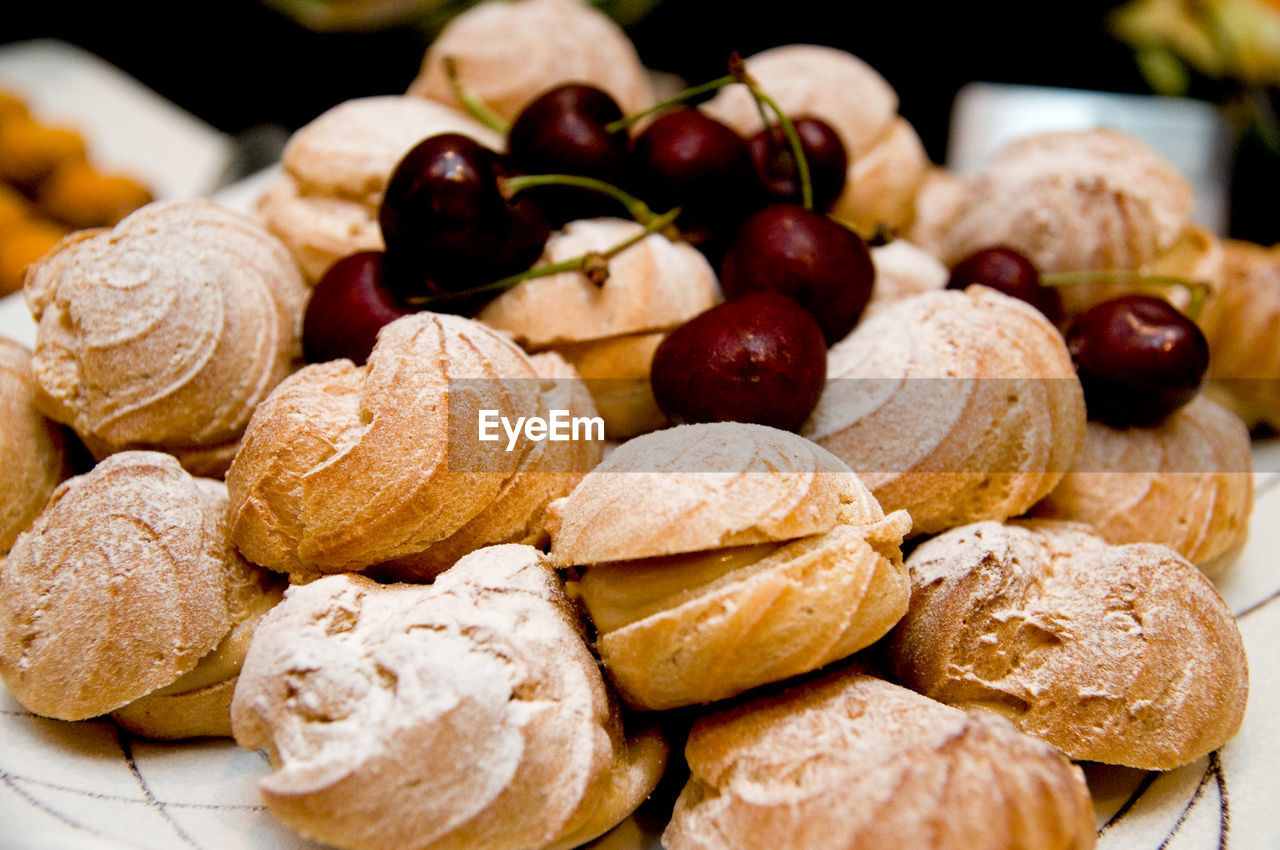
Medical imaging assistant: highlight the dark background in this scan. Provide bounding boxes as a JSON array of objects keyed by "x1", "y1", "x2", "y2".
[
  {"x1": 7, "y1": 0, "x2": 1144, "y2": 164},
  {"x1": 12, "y1": 1, "x2": 1273, "y2": 241}
]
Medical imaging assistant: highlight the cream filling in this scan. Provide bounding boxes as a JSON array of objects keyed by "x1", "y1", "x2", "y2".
[
  {"x1": 150, "y1": 586, "x2": 283, "y2": 697},
  {"x1": 569, "y1": 542, "x2": 783, "y2": 635}
]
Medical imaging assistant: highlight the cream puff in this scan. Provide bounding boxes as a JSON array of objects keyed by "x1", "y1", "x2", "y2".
[
  {"x1": 407, "y1": 0, "x2": 656, "y2": 125},
  {"x1": 548, "y1": 421, "x2": 912, "y2": 711},
  {"x1": 888, "y1": 518, "x2": 1249, "y2": 770},
  {"x1": 226, "y1": 311, "x2": 602, "y2": 581},
  {"x1": 1196, "y1": 237, "x2": 1280, "y2": 429},
  {"x1": 256, "y1": 94, "x2": 505, "y2": 282},
  {"x1": 700, "y1": 43, "x2": 931, "y2": 237},
  {"x1": 230, "y1": 543, "x2": 668, "y2": 850},
  {"x1": 477, "y1": 216, "x2": 721, "y2": 439},
  {"x1": 1031, "y1": 393, "x2": 1253, "y2": 577},
  {"x1": 0, "y1": 451, "x2": 282, "y2": 735},
  {"x1": 913, "y1": 128, "x2": 1218, "y2": 318},
  {"x1": 664, "y1": 664, "x2": 1097, "y2": 850},
  {"x1": 24, "y1": 200, "x2": 309, "y2": 477},
  {"x1": 0, "y1": 337, "x2": 68, "y2": 552},
  {"x1": 803, "y1": 286, "x2": 1086, "y2": 537}
]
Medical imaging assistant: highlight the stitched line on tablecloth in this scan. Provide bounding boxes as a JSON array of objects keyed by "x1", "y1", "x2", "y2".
[
  {"x1": 1235, "y1": 584, "x2": 1280, "y2": 619},
  {"x1": 117, "y1": 726, "x2": 203, "y2": 848},
  {"x1": 1096, "y1": 750, "x2": 1228, "y2": 846},
  {"x1": 1, "y1": 771, "x2": 266, "y2": 809},
  {"x1": 1098, "y1": 769, "x2": 1160, "y2": 834},
  {"x1": 1156, "y1": 751, "x2": 1228, "y2": 850},
  {"x1": 1, "y1": 771, "x2": 122, "y2": 840}
]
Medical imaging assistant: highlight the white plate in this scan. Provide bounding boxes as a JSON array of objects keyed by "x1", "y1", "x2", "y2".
[{"x1": 2, "y1": 46, "x2": 1279, "y2": 850}]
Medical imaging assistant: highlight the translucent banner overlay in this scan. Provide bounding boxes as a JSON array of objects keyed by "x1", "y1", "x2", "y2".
[{"x1": 445, "y1": 378, "x2": 1267, "y2": 474}]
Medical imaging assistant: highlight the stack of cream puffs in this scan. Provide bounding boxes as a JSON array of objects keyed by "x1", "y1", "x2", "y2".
[{"x1": 0, "y1": 1, "x2": 1269, "y2": 848}]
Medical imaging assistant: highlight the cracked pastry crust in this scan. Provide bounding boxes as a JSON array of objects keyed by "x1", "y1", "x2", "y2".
[
  {"x1": 256, "y1": 94, "x2": 505, "y2": 282},
  {"x1": 226, "y1": 311, "x2": 601, "y2": 581},
  {"x1": 700, "y1": 43, "x2": 930, "y2": 236},
  {"x1": 803, "y1": 286, "x2": 1086, "y2": 537},
  {"x1": 0, "y1": 337, "x2": 68, "y2": 553},
  {"x1": 230, "y1": 544, "x2": 668, "y2": 850},
  {"x1": 407, "y1": 0, "x2": 656, "y2": 126},
  {"x1": 23, "y1": 200, "x2": 309, "y2": 477},
  {"x1": 887, "y1": 518, "x2": 1249, "y2": 770},
  {"x1": 1031, "y1": 393, "x2": 1253, "y2": 577},
  {"x1": 663, "y1": 665, "x2": 1097, "y2": 850},
  {"x1": 0, "y1": 451, "x2": 280, "y2": 727},
  {"x1": 549, "y1": 422, "x2": 911, "y2": 710}
]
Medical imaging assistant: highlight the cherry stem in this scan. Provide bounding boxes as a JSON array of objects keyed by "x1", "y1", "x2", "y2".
[
  {"x1": 1040, "y1": 270, "x2": 1210, "y2": 319},
  {"x1": 502, "y1": 172, "x2": 660, "y2": 225},
  {"x1": 443, "y1": 56, "x2": 510, "y2": 136},
  {"x1": 603, "y1": 74, "x2": 737, "y2": 134},
  {"x1": 728, "y1": 52, "x2": 814, "y2": 211},
  {"x1": 407, "y1": 206, "x2": 683, "y2": 307}
]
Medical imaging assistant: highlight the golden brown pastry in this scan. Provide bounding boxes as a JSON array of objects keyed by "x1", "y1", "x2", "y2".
[
  {"x1": 256, "y1": 94, "x2": 505, "y2": 282},
  {"x1": 548, "y1": 421, "x2": 912, "y2": 711},
  {"x1": 0, "y1": 451, "x2": 282, "y2": 733},
  {"x1": 230, "y1": 543, "x2": 668, "y2": 850},
  {"x1": 478, "y1": 216, "x2": 721, "y2": 439},
  {"x1": 226, "y1": 311, "x2": 601, "y2": 581},
  {"x1": 802, "y1": 286, "x2": 1086, "y2": 537},
  {"x1": 407, "y1": 0, "x2": 656, "y2": 125},
  {"x1": 888, "y1": 518, "x2": 1249, "y2": 770},
  {"x1": 912, "y1": 128, "x2": 1218, "y2": 317},
  {"x1": 24, "y1": 200, "x2": 309, "y2": 477},
  {"x1": 1197, "y1": 237, "x2": 1280, "y2": 429},
  {"x1": 925, "y1": 128, "x2": 1193, "y2": 271},
  {"x1": 1031, "y1": 393, "x2": 1253, "y2": 577},
  {"x1": 700, "y1": 43, "x2": 930, "y2": 236},
  {"x1": 664, "y1": 664, "x2": 1097, "y2": 850},
  {"x1": 0, "y1": 337, "x2": 69, "y2": 553}
]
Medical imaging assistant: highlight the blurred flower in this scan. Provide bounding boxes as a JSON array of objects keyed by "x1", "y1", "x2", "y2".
[
  {"x1": 1110, "y1": 0, "x2": 1280, "y2": 92},
  {"x1": 1111, "y1": 0, "x2": 1280, "y2": 158}
]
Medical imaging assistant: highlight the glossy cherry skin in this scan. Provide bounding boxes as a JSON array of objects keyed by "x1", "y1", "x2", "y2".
[
  {"x1": 718, "y1": 203, "x2": 875, "y2": 345},
  {"x1": 378, "y1": 133, "x2": 549, "y2": 294},
  {"x1": 628, "y1": 106, "x2": 757, "y2": 257},
  {"x1": 748, "y1": 116, "x2": 848, "y2": 212},
  {"x1": 1064, "y1": 294, "x2": 1210, "y2": 427},
  {"x1": 507, "y1": 83, "x2": 631, "y2": 224},
  {"x1": 303, "y1": 251, "x2": 412, "y2": 365},
  {"x1": 946, "y1": 245, "x2": 1063, "y2": 324},
  {"x1": 650, "y1": 291, "x2": 828, "y2": 432}
]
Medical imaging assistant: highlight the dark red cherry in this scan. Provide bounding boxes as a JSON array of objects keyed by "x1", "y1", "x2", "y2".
[
  {"x1": 748, "y1": 116, "x2": 847, "y2": 212},
  {"x1": 718, "y1": 203, "x2": 874, "y2": 345},
  {"x1": 628, "y1": 106, "x2": 756, "y2": 257},
  {"x1": 303, "y1": 251, "x2": 411, "y2": 365},
  {"x1": 507, "y1": 83, "x2": 631, "y2": 224},
  {"x1": 1064, "y1": 294, "x2": 1209, "y2": 427},
  {"x1": 650, "y1": 292, "x2": 828, "y2": 432},
  {"x1": 379, "y1": 133, "x2": 549, "y2": 294},
  {"x1": 946, "y1": 245, "x2": 1063, "y2": 324}
]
